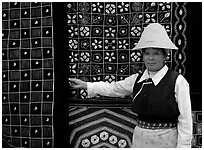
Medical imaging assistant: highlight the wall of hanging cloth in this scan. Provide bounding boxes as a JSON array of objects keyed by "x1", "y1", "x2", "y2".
[
  {"x1": 67, "y1": 2, "x2": 202, "y2": 148},
  {"x1": 2, "y1": 2, "x2": 55, "y2": 148},
  {"x1": 2, "y1": 2, "x2": 202, "y2": 148},
  {"x1": 2, "y1": 2, "x2": 70, "y2": 148}
]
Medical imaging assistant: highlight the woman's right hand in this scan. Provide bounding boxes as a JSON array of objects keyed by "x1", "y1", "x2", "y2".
[{"x1": 69, "y1": 78, "x2": 87, "y2": 90}]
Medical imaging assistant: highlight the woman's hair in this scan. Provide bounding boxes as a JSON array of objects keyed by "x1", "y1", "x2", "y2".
[{"x1": 141, "y1": 48, "x2": 169, "y2": 58}]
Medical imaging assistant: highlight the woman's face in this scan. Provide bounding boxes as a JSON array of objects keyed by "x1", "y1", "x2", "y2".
[{"x1": 142, "y1": 48, "x2": 167, "y2": 72}]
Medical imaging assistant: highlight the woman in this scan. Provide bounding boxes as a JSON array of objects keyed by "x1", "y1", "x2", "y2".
[{"x1": 69, "y1": 23, "x2": 192, "y2": 148}]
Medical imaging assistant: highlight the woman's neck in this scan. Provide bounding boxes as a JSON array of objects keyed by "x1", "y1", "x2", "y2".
[
  {"x1": 147, "y1": 64, "x2": 165, "y2": 78},
  {"x1": 148, "y1": 70, "x2": 158, "y2": 78}
]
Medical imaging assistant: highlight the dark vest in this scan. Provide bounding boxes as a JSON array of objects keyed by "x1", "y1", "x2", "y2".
[{"x1": 131, "y1": 69, "x2": 180, "y2": 123}]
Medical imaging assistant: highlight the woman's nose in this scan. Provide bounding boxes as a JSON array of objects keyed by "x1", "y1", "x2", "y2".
[{"x1": 148, "y1": 55, "x2": 154, "y2": 60}]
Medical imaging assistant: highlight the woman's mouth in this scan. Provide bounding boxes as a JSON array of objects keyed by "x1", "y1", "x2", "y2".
[{"x1": 148, "y1": 63, "x2": 156, "y2": 66}]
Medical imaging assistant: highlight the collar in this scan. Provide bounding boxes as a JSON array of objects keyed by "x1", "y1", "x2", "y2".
[{"x1": 138, "y1": 65, "x2": 169, "y2": 86}]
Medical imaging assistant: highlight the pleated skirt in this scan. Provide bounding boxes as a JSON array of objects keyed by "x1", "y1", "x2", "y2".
[{"x1": 131, "y1": 126, "x2": 178, "y2": 148}]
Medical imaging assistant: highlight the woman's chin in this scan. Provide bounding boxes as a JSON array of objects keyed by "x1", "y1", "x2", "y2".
[{"x1": 147, "y1": 66, "x2": 162, "y2": 72}]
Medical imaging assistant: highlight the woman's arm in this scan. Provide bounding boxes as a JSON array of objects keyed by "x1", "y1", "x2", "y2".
[
  {"x1": 70, "y1": 74, "x2": 138, "y2": 98},
  {"x1": 175, "y1": 75, "x2": 193, "y2": 148}
]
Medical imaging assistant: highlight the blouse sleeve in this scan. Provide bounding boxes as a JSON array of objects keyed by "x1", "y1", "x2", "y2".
[
  {"x1": 175, "y1": 75, "x2": 193, "y2": 148},
  {"x1": 87, "y1": 74, "x2": 138, "y2": 98}
]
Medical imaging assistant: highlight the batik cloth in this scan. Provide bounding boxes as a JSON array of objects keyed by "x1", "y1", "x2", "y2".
[{"x1": 2, "y1": 2, "x2": 54, "y2": 147}]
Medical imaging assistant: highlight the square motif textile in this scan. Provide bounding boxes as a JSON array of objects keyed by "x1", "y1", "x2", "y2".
[
  {"x1": 67, "y1": 2, "x2": 175, "y2": 100},
  {"x1": 2, "y1": 2, "x2": 54, "y2": 148}
]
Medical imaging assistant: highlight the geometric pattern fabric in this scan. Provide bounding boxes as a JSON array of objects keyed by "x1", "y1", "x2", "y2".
[
  {"x1": 69, "y1": 107, "x2": 202, "y2": 148},
  {"x1": 2, "y1": 2, "x2": 54, "y2": 147}
]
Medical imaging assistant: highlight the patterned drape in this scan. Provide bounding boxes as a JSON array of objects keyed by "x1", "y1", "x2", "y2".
[{"x1": 2, "y1": 2, "x2": 54, "y2": 147}]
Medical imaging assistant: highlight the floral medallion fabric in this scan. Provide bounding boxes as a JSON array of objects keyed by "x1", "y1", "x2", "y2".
[{"x1": 67, "y1": 2, "x2": 175, "y2": 100}]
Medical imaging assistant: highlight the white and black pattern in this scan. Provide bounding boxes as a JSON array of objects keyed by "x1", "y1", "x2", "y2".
[
  {"x1": 2, "y1": 2, "x2": 54, "y2": 148},
  {"x1": 67, "y1": 2, "x2": 174, "y2": 100}
]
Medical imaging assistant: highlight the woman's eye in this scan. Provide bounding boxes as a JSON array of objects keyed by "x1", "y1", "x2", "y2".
[{"x1": 154, "y1": 52, "x2": 159, "y2": 55}]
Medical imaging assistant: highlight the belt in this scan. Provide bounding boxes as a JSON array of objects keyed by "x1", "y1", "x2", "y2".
[{"x1": 136, "y1": 119, "x2": 177, "y2": 129}]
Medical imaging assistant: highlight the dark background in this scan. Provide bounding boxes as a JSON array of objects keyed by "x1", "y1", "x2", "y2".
[
  {"x1": 53, "y1": 3, "x2": 70, "y2": 147},
  {"x1": 184, "y1": 3, "x2": 202, "y2": 111}
]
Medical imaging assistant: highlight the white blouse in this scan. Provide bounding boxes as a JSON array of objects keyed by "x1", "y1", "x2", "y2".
[{"x1": 87, "y1": 65, "x2": 192, "y2": 148}]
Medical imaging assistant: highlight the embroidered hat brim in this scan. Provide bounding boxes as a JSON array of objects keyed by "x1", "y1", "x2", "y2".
[{"x1": 132, "y1": 23, "x2": 178, "y2": 50}]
